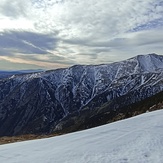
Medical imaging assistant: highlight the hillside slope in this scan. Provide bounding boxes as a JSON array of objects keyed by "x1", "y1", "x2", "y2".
[{"x1": 0, "y1": 110, "x2": 163, "y2": 163}]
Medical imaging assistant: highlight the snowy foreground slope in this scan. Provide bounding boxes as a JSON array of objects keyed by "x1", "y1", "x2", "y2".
[{"x1": 0, "y1": 110, "x2": 163, "y2": 163}]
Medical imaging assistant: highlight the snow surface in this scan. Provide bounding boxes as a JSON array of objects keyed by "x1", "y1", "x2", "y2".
[{"x1": 0, "y1": 110, "x2": 163, "y2": 163}]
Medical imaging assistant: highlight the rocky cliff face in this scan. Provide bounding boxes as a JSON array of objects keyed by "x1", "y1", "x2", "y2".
[{"x1": 0, "y1": 53, "x2": 163, "y2": 136}]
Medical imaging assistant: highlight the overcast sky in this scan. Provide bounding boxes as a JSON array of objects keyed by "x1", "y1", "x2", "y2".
[{"x1": 0, "y1": 0, "x2": 163, "y2": 70}]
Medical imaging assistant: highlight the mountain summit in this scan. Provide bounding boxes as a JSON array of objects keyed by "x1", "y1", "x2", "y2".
[{"x1": 0, "y1": 54, "x2": 163, "y2": 136}]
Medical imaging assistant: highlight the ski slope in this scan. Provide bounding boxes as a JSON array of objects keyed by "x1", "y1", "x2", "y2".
[{"x1": 0, "y1": 110, "x2": 163, "y2": 163}]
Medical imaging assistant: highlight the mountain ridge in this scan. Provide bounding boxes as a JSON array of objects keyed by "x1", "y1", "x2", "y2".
[{"x1": 0, "y1": 53, "x2": 163, "y2": 136}]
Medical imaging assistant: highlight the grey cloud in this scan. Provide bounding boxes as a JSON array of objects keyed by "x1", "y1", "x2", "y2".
[
  {"x1": 110, "y1": 30, "x2": 163, "y2": 48},
  {"x1": 0, "y1": 48, "x2": 14, "y2": 56},
  {"x1": 0, "y1": 0, "x2": 163, "y2": 69},
  {"x1": 78, "y1": 53, "x2": 98, "y2": 59},
  {"x1": 63, "y1": 38, "x2": 103, "y2": 48},
  {"x1": 91, "y1": 47, "x2": 111, "y2": 53},
  {"x1": 0, "y1": 30, "x2": 75, "y2": 66},
  {"x1": 133, "y1": 31, "x2": 163, "y2": 46},
  {"x1": 63, "y1": 38, "x2": 89, "y2": 46},
  {"x1": 63, "y1": 37, "x2": 127, "y2": 48},
  {"x1": 60, "y1": 27, "x2": 163, "y2": 65},
  {"x1": 19, "y1": 53, "x2": 75, "y2": 65},
  {"x1": 91, "y1": 30, "x2": 163, "y2": 49},
  {"x1": 0, "y1": 30, "x2": 59, "y2": 55}
]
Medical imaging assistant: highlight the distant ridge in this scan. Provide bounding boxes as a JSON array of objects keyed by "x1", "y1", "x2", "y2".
[{"x1": 0, "y1": 69, "x2": 44, "y2": 79}]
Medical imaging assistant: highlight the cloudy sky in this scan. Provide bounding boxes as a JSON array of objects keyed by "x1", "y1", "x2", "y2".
[{"x1": 0, "y1": 0, "x2": 163, "y2": 70}]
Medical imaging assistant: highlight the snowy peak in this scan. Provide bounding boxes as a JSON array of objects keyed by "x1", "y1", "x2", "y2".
[{"x1": 131, "y1": 53, "x2": 163, "y2": 73}]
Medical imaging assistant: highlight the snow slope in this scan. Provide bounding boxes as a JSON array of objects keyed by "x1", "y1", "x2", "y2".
[{"x1": 0, "y1": 110, "x2": 163, "y2": 163}]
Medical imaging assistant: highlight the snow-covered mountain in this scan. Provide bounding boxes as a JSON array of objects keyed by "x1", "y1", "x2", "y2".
[
  {"x1": 0, "y1": 110, "x2": 163, "y2": 163},
  {"x1": 0, "y1": 53, "x2": 163, "y2": 136}
]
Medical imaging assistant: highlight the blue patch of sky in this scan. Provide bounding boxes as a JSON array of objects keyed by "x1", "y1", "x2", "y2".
[
  {"x1": 129, "y1": 1, "x2": 163, "y2": 32},
  {"x1": 32, "y1": 0, "x2": 65, "y2": 9},
  {"x1": 32, "y1": 0, "x2": 47, "y2": 9},
  {"x1": 156, "y1": 1, "x2": 163, "y2": 6},
  {"x1": 130, "y1": 18, "x2": 163, "y2": 32}
]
